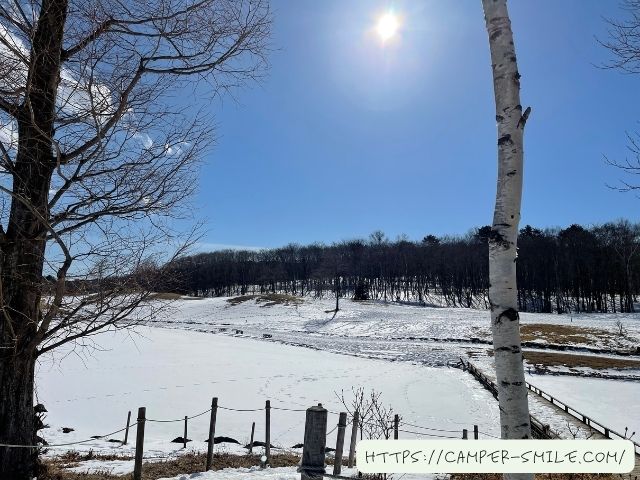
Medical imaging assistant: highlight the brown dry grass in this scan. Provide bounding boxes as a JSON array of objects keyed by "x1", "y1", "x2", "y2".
[
  {"x1": 41, "y1": 451, "x2": 302, "y2": 480},
  {"x1": 483, "y1": 348, "x2": 640, "y2": 370},
  {"x1": 451, "y1": 474, "x2": 620, "y2": 480},
  {"x1": 520, "y1": 324, "x2": 612, "y2": 347},
  {"x1": 42, "y1": 453, "x2": 631, "y2": 480},
  {"x1": 523, "y1": 351, "x2": 640, "y2": 370},
  {"x1": 226, "y1": 293, "x2": 303, "y2": 307}
]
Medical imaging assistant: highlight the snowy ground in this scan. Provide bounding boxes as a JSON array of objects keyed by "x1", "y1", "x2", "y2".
[
  {"x1": 156, "y1": 466, "x2": 432, "y2": 480},
  {"x1": 148, "y1": 296, "x2": 640, "y2": 378},
  {"x1": 158, "y1": 466, "x2": 440, "y2": 480},
  {"x1": 38, "y1": 295, "x2": 640, "y2": 476},
  {"x1": 37, "y1": 327, "x2": 500, "y2": 473},
  {"x1": 150, "y1": 296, "x2": 640, "y2": 349}
]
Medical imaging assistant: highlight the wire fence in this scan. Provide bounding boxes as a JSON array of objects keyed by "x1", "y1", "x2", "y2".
[
  {"x1": 1, "y1": 397, "x2": 486, "y2": 450},
  {"x1": 0, "y1": 424, "x2": 136, "y2": 449},
  {"x1": 1, "y1": 394, "x2": 505, "y2": 480},
  {"x1": 147, "y1": 408, "x2": 212, "y2": 423},
  {"x1": 397, "y1": 428, "x2": 459, "y2": 439},
  {"x1": 399, "y1": 421, "x2": 461, "y2": 434}
]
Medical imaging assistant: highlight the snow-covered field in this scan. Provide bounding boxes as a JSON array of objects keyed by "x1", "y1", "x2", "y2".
[
  {"x1": 148, "y1": 296, "x2": 640, "y2": 378},
  {"x1": 158, "y1": 466, "x2": 348, "y2": 480},
  {"x1": 37, "y1": 295, "x2": 640, "y2": 476},
  {"x1": 150, "y1": 296, "x2": 640, "y2": 350},
  {"x1": 37, "y1": 326, "x2": 500, "y2": 473}
]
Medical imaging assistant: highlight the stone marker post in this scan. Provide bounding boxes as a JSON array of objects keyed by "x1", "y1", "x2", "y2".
[{"x1": 299, "y1": 404, "x2": 327, "y2": 480}]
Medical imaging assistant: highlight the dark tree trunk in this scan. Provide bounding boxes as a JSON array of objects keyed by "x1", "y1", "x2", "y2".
[
  {"x1": 0, "y1": 1, "x2": 67, "y2": 478},
  {"x1": 0, "y1": 355, "x2": 37, "y2": 479}
]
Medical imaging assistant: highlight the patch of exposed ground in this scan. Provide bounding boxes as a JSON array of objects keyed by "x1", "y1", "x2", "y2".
[
  {"x1": 44, "y1": 452, "x2": 625, "y2": 480},
  {"x1": 41, "y1": 451, "x2": 304, "y2": 480},
  {"x1": 520, "y1": 323, "x2": 634, "y2": 348},
  {"x1": 523, "y1": 351, "x2": 640, "y2": 370},
  {"x1": 451, "y1": 474, "x2": 618, "y2": 480},
  {"x1": 480, "y1": 348, "x2": 640, "y2": 370},
  {"x1": 520, "y1": 324, "x2": 625, "y2": 347},
  {"x1": 226, "y1": 293, "x2": 304, "y2": 307}
]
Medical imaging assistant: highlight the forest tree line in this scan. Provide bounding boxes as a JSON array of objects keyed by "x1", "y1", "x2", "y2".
[{"x1": 161, "y1": 220, "x2": 640, "y2": 313}]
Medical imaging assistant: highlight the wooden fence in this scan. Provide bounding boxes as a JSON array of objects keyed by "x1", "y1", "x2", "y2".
[
  {"x1": 526, "y1": 381, "x2": 640, "y2": 455},
  {"x1": 14, "y1": 372, "x2": 634, "y2": 479},
  {"x1": 460, "y1": 358, "x2": 560, "y2": 439},
  {"x1": 460, "y1": 358, "x2": 640, "y2": 455},
  {"x1": 55, "y1": 396, "x2": 489, "y2": 479}
]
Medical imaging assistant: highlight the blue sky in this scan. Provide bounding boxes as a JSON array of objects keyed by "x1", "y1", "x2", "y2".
[{"x1": 192, "y1": 0, "x2": 640, "y2": 250}]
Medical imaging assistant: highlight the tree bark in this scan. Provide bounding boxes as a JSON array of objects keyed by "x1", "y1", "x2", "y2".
[
  {"x1": 0, "y1": 356, "x2": 37, "y2": 479},
  {"x1": 0, "y1": 1, "x2": 68, "y2": 478},
  {"x1": 481, "y1": 2, "x2": 533, "y2": 480}
]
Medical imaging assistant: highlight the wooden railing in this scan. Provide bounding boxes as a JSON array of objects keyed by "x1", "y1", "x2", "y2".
[
  {"x1": 459, "y1": 359, "x2": 557, "y2": 439},
  {"x1": 525, "y1": 381, "x2": 640, "y2": 455},
  {"x1": 460, "y1": 358, "x2": 640, "y2": 455}
]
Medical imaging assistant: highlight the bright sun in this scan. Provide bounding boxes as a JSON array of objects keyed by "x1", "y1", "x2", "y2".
[{"x1": 376, "y1": 12, "x2": 399, "y2": 42}]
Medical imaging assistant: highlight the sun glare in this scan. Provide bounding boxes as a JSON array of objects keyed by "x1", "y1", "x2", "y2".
[{"x1": 376, "y1": 11, "x2": 399, "y2": 42}]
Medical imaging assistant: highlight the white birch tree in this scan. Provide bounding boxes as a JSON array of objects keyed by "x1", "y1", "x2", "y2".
[{"x1": 481, "y1": 3, "x2": 533, "y2": 480}]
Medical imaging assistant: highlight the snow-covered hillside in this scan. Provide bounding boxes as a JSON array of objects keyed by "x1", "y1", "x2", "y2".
[
  {"x1": 149, "y1": 296, "x2": 640, "y2": 349},
  {"x1": 147, "y1": 295, "x2": 640, "y2": 378}
]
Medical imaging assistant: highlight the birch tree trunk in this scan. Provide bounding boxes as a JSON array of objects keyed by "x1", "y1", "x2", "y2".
[{"x1": 481, "y1": 3, "x2": 533, "y2": 480}]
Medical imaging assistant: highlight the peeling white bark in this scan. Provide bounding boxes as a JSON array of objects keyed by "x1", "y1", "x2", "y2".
[{"x1": 482, "y1": 2, "x2": 533, "y2": 479}]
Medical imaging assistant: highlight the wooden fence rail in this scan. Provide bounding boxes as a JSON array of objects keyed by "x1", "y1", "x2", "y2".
[
  {"x1": 460, "y1": 358, "x2": 640, "y2": 455},
  {"x1": 460, "y1": 358, "x2": 559, "y2": 440},
  {"x1": 525, "y1": 380, "x2": 640, "y2": 455}
]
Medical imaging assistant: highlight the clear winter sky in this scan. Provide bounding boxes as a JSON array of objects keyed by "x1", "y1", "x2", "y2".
[{"x1": 193, "y1": 0, "x2": 640, "y2": 251}]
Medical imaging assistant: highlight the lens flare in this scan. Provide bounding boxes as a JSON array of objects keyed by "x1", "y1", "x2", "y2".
[{"x1": 376, "y1": 12, "x2": 399, "y2": 42}]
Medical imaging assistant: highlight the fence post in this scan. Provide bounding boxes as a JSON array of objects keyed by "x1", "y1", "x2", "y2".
[
  {"x1": 265, "y1": 400, "x2": 271, "y2": 464},
  {"x1": 183, "y1": 416, "x2": 188, "y2": 449},
  {"x1": 474, "y1": 425, "x2": 479, "y2": 440},
  {"x1": 123, "y1": 410, "x2": 131, "y2": 445},
  {"x1": 300, "y1": 404, "x2": 327, "y2": 480},
  {"x1": 393, "y1": 414, "x2": 399, "y2": 440},
  {"x1": 133, "y1": 407, "x2": 146, "y2": 480},
  {"x1": 206, "y1": 397, "x2": 218, "y2": 471},
  {"x1": 249, "y1": 421, "x2": 256, "y2": 454},
  {"x1": 348, "y1": 410, "x2": 359, "y2": 468},
  {"x1": 462, "y1": 429, "x2": 468, "y2": 440},
  {"x1": 333, "y1": 412, "x2": 348, "y2": 476}
]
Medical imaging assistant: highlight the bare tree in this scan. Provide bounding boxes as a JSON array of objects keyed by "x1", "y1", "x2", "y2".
[
  {"x1": 0, "y1": 1, "x2": 271, "y2": 477},
  {"x1": 600, "y1": 2, "x2": 640, "y2": 193},
  {"x1": 336, "y1": 387, "x2": 398, "y2": 441},
  {"x1": 600, "y1": 0, "x2": 640, "y2": 74},
  {"x1": 481, "y1": 3, "x2": 533, "y2": 480}
]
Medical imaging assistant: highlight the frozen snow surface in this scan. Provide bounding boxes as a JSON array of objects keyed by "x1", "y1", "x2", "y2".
[
  {"x1": 148, "y1": 296, "x2": 640, "y2": 367},
  {"x1": 155, "y1": 466, "x2": 430, "y2": 480},
  {"x1": 157, "y1": 466, "x2": 308, "y2": 480},
  {"x1": 38, "y1": 295, "x2": 640, "y2": 475},
  {"x1": 37, "y1": 326, "x2": 500, "y2": 460}
]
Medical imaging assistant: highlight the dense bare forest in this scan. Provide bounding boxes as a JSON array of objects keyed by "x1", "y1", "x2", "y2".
[{"x1": 160, "y1": 220, "x2": 640, "y2": 313}]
